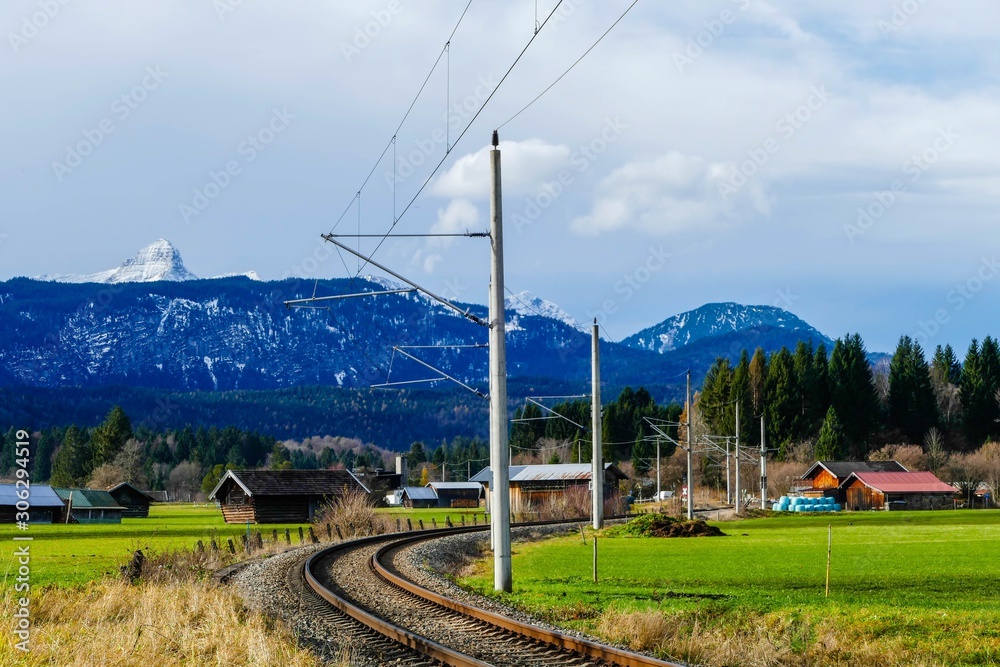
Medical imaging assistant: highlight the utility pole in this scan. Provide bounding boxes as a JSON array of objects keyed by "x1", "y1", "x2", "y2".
[
  {"x1": 760, "y1": 415, "x2": 767, "y2": 510},
  {"x1": 734, "y1": 401, "x2": 741, "y2": 514},
  {"x1": 591, "y1": 318, "x2": 603, "y2": 529},
  {"x1": 725, "y1": 438, "x2": 731, "y2": 505},
  {"x1": 686, "y1": 369, "x2": 693, "y2": 520},
  {"x1": 655, "y1": 437, "x2": 661, "y2": 504},
  {"x1": 489, "y1": 131, "x2": 511, "y2": 592}
]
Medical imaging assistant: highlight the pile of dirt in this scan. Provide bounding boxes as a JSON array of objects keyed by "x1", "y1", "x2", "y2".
[{"x1": 605, "y1": 514, "x2": 727, "y2": 538}]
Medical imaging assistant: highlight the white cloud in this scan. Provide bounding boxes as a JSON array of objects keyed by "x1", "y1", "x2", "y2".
[
  {"x1": 413, "y1": 198, "x2": 481, "y2": 274},
  {"x1": 570, "y1": 152, "x2": 769, "y2": 237},
  {"x1": 431, "y1": 198, "x2": 479, "y2": 234},
  {"x1": 430, "y1": 139, "x2": 571, "y2": 199}
]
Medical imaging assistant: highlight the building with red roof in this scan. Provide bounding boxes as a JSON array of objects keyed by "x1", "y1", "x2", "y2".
[{"x1": 838, "y1": 471, "x2": 957, "y2": 511}]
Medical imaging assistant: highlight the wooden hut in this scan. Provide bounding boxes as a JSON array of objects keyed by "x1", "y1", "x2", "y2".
[
  {"x1": 400, "y1": 486, "x2": 438, "y2": 509},
  {"x1": 427, "y1": 482, "x2": 483, "y2": 508},
  {"x1": 839, "y1": 471, "x2": 957, "y2": 511},
  {"x1": 54, "y1": 488, "x2": 124, "y2": 524},
  {"x1": 208, "y1": 469, "x2": 370, "y2": 524},
  {"x1": 0, "y1": 484, "x2": 66, "y2": 524},
  {"x1": 107, "y1": 482, "x2": 155, "y2": 518},
  {"x1": 471, "y1": 463, "x2": 627, "y2": 512},
  {"x1": 798, "y1": 460, "x2": 907, "y2": 503}
]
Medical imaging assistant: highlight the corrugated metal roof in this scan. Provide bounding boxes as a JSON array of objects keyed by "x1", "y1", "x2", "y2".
[
  {"x1": 0, "y1": 484, "x2": 66, "y2": 508},
  {"x1": 426, "y1": 482, "x2": 483, "y2": 491},
  {"x1": 53, "y1": 488, "x2": 122, "y2": 509},
  {"x1": 802, "y1": 460, "x2": 907, "y2": 480},
  {"x1": 401, "y1": 486, "x2": 438, "y2": 501},
  {"x1": 842, "y1": 471, "x2": 957, "y2": 493},
  {"x1": 470, "y1": 463, "x2": 628, "y2": 484}
]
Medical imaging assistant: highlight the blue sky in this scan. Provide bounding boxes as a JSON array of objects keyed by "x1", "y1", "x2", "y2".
[{"x1": 2, "y1": 0, "x2": 998, "y2": 355}]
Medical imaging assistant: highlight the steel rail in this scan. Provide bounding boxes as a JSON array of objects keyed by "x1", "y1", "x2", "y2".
[{"x1": 304, "y1": 519, "x2": 686, "y2": 667}]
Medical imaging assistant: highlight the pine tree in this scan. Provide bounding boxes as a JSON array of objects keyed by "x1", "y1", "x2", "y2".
[
  {"x1": 887, "y1": 336, "x2": 939, "y2": 441},
  {"x1": 765, "y1": 347, "x2": 798, "y2": 458},
  {"x1": 731, "y1": 350, "x2": 755, "y2": 446},
  {"x1": 510, "y1": 403, "x2": 545, "y2": 451},
  {"x1": 91, "y1": 406, "x2": 133, "y2": 468},
  {"x1": 50, "y1": 425, "x2": 93, "y2": 487},
  {"x1": 699, "y1": 357, "x2": 733, "y2": 435},
  {"x1": 828, "y1": 334, "x2": 879, "y2": 457},
  {"x1": 792, "y1": 340, "x2": 818, "y2": 440},
  {"x1": 33, "y1": 430, "x2": 56, "y2": 482},
  {"x1": 748, "y1": 347, "x2": 768, "y2": 418},
  {"x1": 962, "y1": 337, "x2": 1000, "y2": 445},
  {"x1": 930, "y1": 344, "x2": 963, "y2": 427},
  {"x1": 815, "y1": 406, "x2": 846, "y2": 460}
]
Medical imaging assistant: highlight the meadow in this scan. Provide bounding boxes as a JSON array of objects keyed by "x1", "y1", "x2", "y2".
[
  {"x1": 460, "y1": 510, "x2": 1000, "y2": 666},
  {"x1": 0, "y1": 504, "x2": 311, "y2": 587},
  {"x1": 0, "y1": 503, "x2": 486, "y2": 587}
]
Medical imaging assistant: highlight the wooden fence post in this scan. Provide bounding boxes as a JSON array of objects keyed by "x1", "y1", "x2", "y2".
[
  {"x1": 284, "y1": 529, "x2": 291, "y2": 545},
  {"x1": 326, "y1": 523, "x2": 332, "y2": 541},
  {"x1": 407, "y1": 518, "x2": 413, "y2": 531},
  {"x1": 227, "y1": 538, "x2": 236, "y2": 554},
  {"x1": 418, "y1": 519, "x2": 424, "y2": 530},
  {"x1": 335, "y1": 525, "x2": 343, "y2": 540},
  {"x1": 298, "y1": 527, "x2": 305, "y2": 543}
]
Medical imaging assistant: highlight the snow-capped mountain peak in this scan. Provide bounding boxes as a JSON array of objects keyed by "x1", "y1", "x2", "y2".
[
  {"x1": 504, "y1": 291, "x2": 581, "y2": 330},
  {"x1": 37, "y1": 239, "x2": 199, "y2": 284},
  {"x1": 621, "y1": 302, "x2": 833, "y2": 354}
]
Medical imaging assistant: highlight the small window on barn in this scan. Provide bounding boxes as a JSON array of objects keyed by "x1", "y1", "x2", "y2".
[{"x1": 228, "y1": 489, "x2": 246, "y2": 505}]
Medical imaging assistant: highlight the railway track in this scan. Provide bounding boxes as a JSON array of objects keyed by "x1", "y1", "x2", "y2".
[{"x1": 302, "y1": 522, "x2": 685, "y2": 667}]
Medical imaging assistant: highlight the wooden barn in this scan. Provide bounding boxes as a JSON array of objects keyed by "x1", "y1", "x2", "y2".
[
  {"x1": 798, "y1": 460, "x2": 907, "y2": 503},
  {"x1": 400, "y1": 486, "x2": 438, "y2": 509},
  {"x1": 471, "y1": 463, "x2": 627, "y2": 512},
  {"x1": 54, "y1": 488, "x2": 124, "y2": 524},
  {"x1": 0, "y1": 484, "x2": 66, "y2": 524},
  {"x1": 427, "y1": 482, "x2": 483, "y2": 508},
  {"x1": 208, "y1": 469, "x2": 370, "y2": 524},
  {"x1": 839, "y1": 471, "x2": 957, "y2": 511},
  {"x1": 107, "y1": 482, "x2": 155, "y2": 518}
]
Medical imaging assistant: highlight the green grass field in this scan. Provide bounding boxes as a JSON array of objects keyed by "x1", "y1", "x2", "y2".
[
  {"x1": 0, "y1": 504, "x2": 312, "y2": 587},
  {"x1": 461, "y1": 510, "x2": 1000, "y2": 666},
  {"x1": 0, "y1": 504, "x2": 487, "y2": 588}
]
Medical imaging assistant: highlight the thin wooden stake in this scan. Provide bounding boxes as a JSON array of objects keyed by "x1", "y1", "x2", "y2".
[
  {"x1": 580, "y1": 524, "x2": 587, "y2": 545},
  {"x1": 825, "y1": 524, "x2": 832, "y2": 598},
  {"x1": 593, "y1": 535, "x2": 598, "y2": 583}
]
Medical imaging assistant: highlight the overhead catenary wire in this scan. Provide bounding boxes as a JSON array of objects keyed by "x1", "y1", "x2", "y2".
[
  {"x1": 498, "y1": 0, "x2": 642, "y2": 129},
  {"x1": 344, "y1": 0, "x2": 567, "y2": 282},
  {"x1": 330, "y1": 0, "x2": 475, "y2": 235}
]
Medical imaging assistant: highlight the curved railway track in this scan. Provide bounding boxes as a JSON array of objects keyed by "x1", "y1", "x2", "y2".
[{"x1": 301, "y1": 522, "x2": 685, "y2": 667}]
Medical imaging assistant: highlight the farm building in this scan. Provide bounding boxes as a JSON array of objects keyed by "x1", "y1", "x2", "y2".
[
  {"x1": 0, "y1": 484, "x2": 66, "y2": 524},
  {"x1": 54, "y1": 488, "x2": 124, "y2": 524},
  {"x1": 208, "y1": 469, "x2": 370, "y2": 524},
  {"x1": 839, "y1": 471, "x2": 957, "y2": 511},
  {"x1": 107, "y1": 482, "x2": 155, "y2": 518},
  {"x1": 471, "y1": 463, "x2": 627, "y2": 512},
  {"x1": 798, "y1": 460, "x2": 907, "y2": 503},
  {"x1": 427, "y1": 482, "x2": 483, "y2": 508},
  {"x1": 400, "y1": 486, "x2": 438, "y2": 509}
]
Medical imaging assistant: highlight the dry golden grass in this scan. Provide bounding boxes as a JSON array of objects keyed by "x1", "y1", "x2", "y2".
[
  {"x1": 596, "y1": 606, "x2": 950, "y2": 667},
  {"x1": 0, "y1": 580, "x2": 320, "y2": 667}
]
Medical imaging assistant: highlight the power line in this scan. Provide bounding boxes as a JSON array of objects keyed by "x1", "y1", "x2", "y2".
[
  {"x1": 347, "y1": 0, "x2": 566, "y2": 282},
  {"x1": 499, "y1": 0, "x2": 641, "y2": 129},
  {"x1": 330, "y1": 0, "x2": 475, "y2": 235}
]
